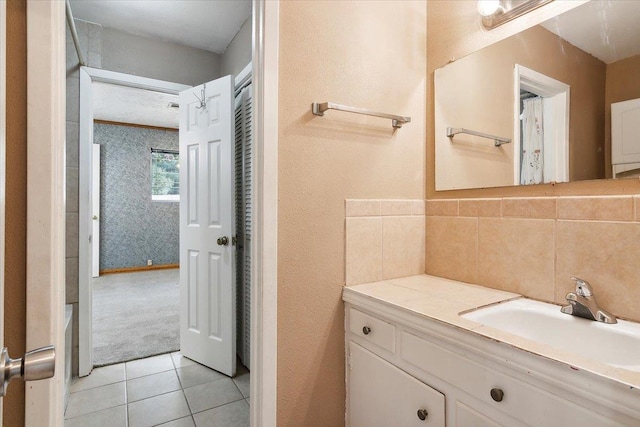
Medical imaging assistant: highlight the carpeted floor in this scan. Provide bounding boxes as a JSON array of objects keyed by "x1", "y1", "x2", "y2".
[{"x1": 92, "y1": 269, "x2": 180, "y2": 366}]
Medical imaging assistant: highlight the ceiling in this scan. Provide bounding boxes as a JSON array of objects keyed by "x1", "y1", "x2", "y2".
[
  {"x1": 79, "y1": 1, "x2": 252, "y2": 128},
  {"x1": 541, "y1": 0, "x2": 640, "y2": 64},
  {"x1": 92, "y1": 82, "x2": 179, "y2": 129},
  {"x1": 69, "y1": 0, "x2": 251, "y2": 54}
]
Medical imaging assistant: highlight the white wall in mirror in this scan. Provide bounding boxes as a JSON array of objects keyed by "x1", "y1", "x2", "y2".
[{"x1": 435, "y1": 0, "x2": 640, "y2": 191}]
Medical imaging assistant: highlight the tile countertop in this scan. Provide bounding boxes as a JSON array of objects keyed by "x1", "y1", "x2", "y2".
[{"x1": 342, "y1": 274, "x2": 640, "y2": 390}]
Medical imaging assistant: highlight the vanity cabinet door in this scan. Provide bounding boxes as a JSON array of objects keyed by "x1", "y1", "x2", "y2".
[
  {"x1": 455, "y1": 401, "x2": 502, "y2": 427},
  {"x1": 348, "y1": 342, "x2": 445, "y2": 427}
]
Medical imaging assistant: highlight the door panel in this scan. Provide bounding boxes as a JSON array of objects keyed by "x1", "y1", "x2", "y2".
[
  {"x1": 91, "y1": 144, "x2": 100, "y2": 277},
  {"x1": 179, "y1": 76, "x2": 236, "y2": 377}
]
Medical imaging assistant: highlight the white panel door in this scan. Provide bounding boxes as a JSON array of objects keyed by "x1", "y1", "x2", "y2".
[
  {"x1": 179, "y1": 76, "x2": 236, "y2": 376},
  {"x1": 91, "y1": 144, "x2": 100, "y2": 277},
  {"x1": 612, "y1": 98, "x2": 640, "y2": 166}
]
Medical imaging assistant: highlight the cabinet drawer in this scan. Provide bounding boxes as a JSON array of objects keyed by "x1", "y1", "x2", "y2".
[
  {"x1": 349, "y1": 307, "x2": 396, "y2": 353},
  {"x1": 401, "y1": 331, "x2": 619, "y2": 427},
  {"x1": 349, "y1": 342, "x2": 445, "y2": 427}
]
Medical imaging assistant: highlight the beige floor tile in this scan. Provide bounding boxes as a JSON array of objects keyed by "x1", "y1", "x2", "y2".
[
  {"x1": 177, "y1": 364, "x2": 226, "y2": 388},
  {"x1": 171, "y1": 351, "x2": 197, "y2": 369},
  {"x1": 128, "y1": 390, "x2": 191, "y2": 427},
  {"x1": 64, "y1": 405, "x2": 126, "y2": 427},
  {"x1": 193, "y1": 400, "x2": 250, "y2": 427},
  {"x1": 70, "y1": 363, "x2": 125, "y2": 393},
  {"x1": 65, "y1": 382, "x2": 126, "y2": 419},
  {"x1": 127, "y1": 369, "x2": 181, "y2": 402},
  {"x1": 126, "y1": 353, "x2": 174, "y2": 379},
  {"x1": 184, "y1": 378, "x2": 244, "y2": 414},
  {"x1": 157, "y1": 416, "x2": 196, "y2": 427}
]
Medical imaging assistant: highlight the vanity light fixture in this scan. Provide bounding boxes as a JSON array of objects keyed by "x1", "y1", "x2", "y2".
[{"x1": 479, "y1": 0, "x2": 554, "y2": 30}]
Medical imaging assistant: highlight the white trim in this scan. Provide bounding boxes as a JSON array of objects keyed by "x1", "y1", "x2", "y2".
[
  {"x1": 0, "y1": 0, "x2": 6, "y2": 420},
  {"x1": 513, "y1": 64, "x2": 570, "y2": 185},
  {"x1": 250, "y1": 0, "x2": 278, "y2": 426},
  {"x1": 25, "y1": 0, "x2": 66, "y2": 425},
  {"x1": 78, "y1": 68, "x2": 190, "y2": 376}
]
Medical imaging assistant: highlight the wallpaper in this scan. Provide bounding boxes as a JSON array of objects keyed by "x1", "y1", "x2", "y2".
[{"x1": 94, "y1": 123, "x2": 179, "y2": 270}]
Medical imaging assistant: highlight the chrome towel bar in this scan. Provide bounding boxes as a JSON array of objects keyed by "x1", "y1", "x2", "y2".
[
  {"x1": 446, "y1": 127, "x2": 512, "y2": 147},
  {"x1": 312, "y1": 102, "x2": 411, "y2": 129}
]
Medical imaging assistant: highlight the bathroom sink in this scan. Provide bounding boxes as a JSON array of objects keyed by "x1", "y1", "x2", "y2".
[{"x1": 461, "y1": 298, "x2": 640, "y2": 372}]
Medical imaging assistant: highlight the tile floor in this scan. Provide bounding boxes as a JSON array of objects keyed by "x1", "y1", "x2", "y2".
[{"x1": 65, "y1": 352, "x2": 250, "y2": 427}]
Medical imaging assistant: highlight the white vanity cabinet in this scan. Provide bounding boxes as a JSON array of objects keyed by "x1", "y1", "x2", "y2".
[{"x1": 345, "y1": 303, "x2": 636, "y2": 427}]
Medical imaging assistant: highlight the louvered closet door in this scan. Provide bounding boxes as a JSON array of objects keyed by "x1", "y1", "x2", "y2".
[{"x1": 234, "y1": 84, "x2": 252, "y2": 369}]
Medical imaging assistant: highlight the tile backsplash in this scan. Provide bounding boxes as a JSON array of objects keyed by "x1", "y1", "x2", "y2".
[
  {"x1": 426, "y1": 196, "x2": 640, "y2": 322},
  {"x1": 345, "y1": 200, "x2": 425, "y2": 286}
]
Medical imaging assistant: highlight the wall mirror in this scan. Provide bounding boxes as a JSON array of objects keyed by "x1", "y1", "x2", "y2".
[{"x1": 434, "y1": 0, "x2": 640, "y2": 191}]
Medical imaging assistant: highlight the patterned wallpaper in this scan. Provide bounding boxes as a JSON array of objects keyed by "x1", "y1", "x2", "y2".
[{"x1": 95, "y1": 123, "x2": 179, "y2": 270}]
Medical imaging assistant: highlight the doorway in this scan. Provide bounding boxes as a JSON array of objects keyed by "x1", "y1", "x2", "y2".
[
  {"x1": 25, "y1": 1, "x2": 278, "y2": 424},
  {"x1": 513, "y1": 64, "x2": 570, "y2": 185}
]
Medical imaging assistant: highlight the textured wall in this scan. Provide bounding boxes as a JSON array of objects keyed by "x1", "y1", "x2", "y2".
[
  {"x1": 277, "y1": 1, "x2": 426, "y2": 426},
  {"x1": 95, "y1": 123, "x2": 179, "y2": 270},
  {"x1": 220, "y1": 17, "x2": 252, "y2": 78}
]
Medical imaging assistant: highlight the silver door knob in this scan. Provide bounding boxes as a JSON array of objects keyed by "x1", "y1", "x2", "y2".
[
  {"x1": 0, "y1": 346, "x2": 55, "y2": 397},
  {"x1": 217, "y1": 236, "x2": 229, "y2": 246}
]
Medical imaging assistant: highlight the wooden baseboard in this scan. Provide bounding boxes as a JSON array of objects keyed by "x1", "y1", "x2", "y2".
[{"x1": 100, "y1": 263, "x2": 179, "y2": 275}]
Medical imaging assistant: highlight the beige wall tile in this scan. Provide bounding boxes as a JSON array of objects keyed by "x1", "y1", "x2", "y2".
[
  {"x1": 478, "y1": 218, "x2": 555, "y2": 301},
  {"x1": 345, "y1": 199, "x2": 381, "y2": 217},
  {"x1": 555, "y1": 221, "x2": 640, "y2": 322},
  {"x1": 345, "y1": 217, "x2": 383, "y2": 285},
  {"x1": 425, "y1": 216, "x2": 478, "y2": 283},
  {"x1": 459, "y1": 199, "x2": 501, "y2": 217},
  {"x1": 382, "y1": 216, "x2": 425, "y2": 280},
  {"x1": 557, "y1": 196, "x2": 633, "y2": 221},
  {"x1": 636, "y1": 197, "x2": 640, "y2": 221},
  {"x1": 502, "y1": 197, "x2": 556, "y2": 219},
  {"x1": 426, "y1": 200, "x2": 458, "y2": 216},
  {"x1": 381, "y1": 200, "x2": 414, "y2": 216},
  {"x1": 412, "y1": 200, "x2": 426, "y2": 216}
]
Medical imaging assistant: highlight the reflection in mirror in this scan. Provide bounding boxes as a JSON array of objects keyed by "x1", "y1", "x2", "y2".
[{"x1": 435, "y1": 0, "x2": 640, "y2": 191}]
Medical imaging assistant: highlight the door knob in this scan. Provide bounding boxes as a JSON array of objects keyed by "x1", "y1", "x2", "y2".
[
  {"x1": 217, "y1": 236, "x2": 229, "y2": 246},
  {"x1": 92, "y1": 215, "x2": 98, "y2": 220},
  {"x1": 0, "y1": 346, "x2": 55, "y2": 397}
]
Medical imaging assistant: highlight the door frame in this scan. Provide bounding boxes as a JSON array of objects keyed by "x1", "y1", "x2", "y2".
[
  {"x1": 27, "y1": 0, "x2": 279, "y2": 425},
  {"x1": 78, "y1": 67, "x2": 190, "y2": 377},
  {"x1": 25, "y1": 1, "x2": 66, "y2": 425}
]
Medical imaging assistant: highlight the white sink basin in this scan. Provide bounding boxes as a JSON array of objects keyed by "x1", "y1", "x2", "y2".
[{"x1": 461, "y1": 298, "x2": 640, "y2": 372}]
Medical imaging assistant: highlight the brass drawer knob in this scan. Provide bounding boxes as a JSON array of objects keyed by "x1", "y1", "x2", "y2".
[
  {"x1": 362, "y1": 326, "x2": 371, "y2": 335},
  {"x1": 490, "y1": 388, "x2": 504, "y2": 402},
  {"x1": 417, "y1": 408, "x2": 428, "y2": 421}
]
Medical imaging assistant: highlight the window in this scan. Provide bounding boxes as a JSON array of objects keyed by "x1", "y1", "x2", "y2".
[{"x1": 151, "y1": 149, "x2": 179, "y2": 201}]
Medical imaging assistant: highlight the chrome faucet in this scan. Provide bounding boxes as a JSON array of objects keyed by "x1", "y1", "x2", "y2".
[{"x1": 560, "y1": 277, "x2": 617, "y2": 324}]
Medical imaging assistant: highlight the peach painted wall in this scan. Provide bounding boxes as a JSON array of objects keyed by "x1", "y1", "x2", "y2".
[
  {"x1": 426, "y1": 0, "x2": 640, "y2": 199},
  {"x1": 605, "y1": 54, "x2": 640, "y2": 178},
  {"x1": 277, "y1": 1, "x2": 426, "y2": 426},
  {"x1": 425, "y1": 197, "x2": 640, "y2": 323},
  {"x1": 435, "y1": 25, "x2": 605, "y2": 191}
]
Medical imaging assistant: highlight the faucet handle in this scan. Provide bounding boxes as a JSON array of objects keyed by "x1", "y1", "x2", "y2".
[{"x1": 571, "y1": 277, "x2": 593, "y2": 297}]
